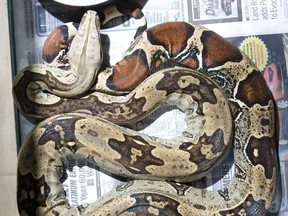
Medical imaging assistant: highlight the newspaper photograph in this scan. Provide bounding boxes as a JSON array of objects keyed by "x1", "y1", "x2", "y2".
[
  {"x1": 11, "y1": 0, "x2": 288, "y2": 215},
  {"x1": 185, "y1": 0, "x2": 243, "y2": 24}
]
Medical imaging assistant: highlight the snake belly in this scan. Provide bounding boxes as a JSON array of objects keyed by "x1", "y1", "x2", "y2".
[{"x1": 15, "y1": 13, "x2": 277, "y2": 216}]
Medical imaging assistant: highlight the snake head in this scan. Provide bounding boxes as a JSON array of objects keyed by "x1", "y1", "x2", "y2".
[{"x1": 68, "y1": 10, "x2": 102, "y2": 72}]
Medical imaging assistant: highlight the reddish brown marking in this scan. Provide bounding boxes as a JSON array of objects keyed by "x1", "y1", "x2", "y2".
[
  {"x1": 108, "y1": 22, "x2": 196, "y2": 91},
  {"x1": 201, "y1": 31, "x2": 243, "y2": 68},
  {"x1": 150, "y1": 57, "x2": 163, "y2": 70},
  {"x1": 42, "y1": 27, "x2": 67, "y2": 59},
  {"x1": 182, "y1": 57, "x2": 199, "y2": 69},
  {"x1": 108, "y1": 49, "x2": 149, "y2": 91},
  {"x1": 147, "y1": 22, "x2": 195, "y2": 57},
  {"x1": 236, "y1": 71, "x2": 273, "y2": 107}
]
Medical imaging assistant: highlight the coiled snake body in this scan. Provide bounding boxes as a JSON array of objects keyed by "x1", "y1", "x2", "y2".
[{"x1": 14, "y1": 10, "x2": 277, "y2": 216}]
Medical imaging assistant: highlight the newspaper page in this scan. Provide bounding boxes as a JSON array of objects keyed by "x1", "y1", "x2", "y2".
[{"x1": 11, "y1": 0, "x2": 288, "y2": 215}]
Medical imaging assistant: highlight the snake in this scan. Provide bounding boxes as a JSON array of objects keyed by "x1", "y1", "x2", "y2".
[{"x1": 13, "y1": 9, "x2": 278, "y2": 216}]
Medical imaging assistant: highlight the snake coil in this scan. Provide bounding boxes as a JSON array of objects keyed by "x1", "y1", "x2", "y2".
[{"x1": 13, "y1": 10, "x2": 277, "y2": 216}]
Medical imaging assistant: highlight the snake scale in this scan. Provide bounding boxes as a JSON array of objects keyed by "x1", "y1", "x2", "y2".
[{"x1": 13, "y1": 8, "x2": 278, "y2": 216}]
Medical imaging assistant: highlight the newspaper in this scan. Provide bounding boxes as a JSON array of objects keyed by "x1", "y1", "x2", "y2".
[{"x1": 11, "y1": 0, "x2": 288, "y2": 215}]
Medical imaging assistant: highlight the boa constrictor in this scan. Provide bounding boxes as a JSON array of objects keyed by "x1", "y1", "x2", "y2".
[{"x1": 13, "y1": 10, "x2": 278, "y2": 216}]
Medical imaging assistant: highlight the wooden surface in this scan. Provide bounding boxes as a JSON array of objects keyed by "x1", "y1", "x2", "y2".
[{"x1": 0, "y1": 0, "x2": 18, "y2": 215}]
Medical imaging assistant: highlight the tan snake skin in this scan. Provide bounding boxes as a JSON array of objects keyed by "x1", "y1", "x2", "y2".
[{"x1": 13, "y1": 10, "x2": 278, "y2": 216}]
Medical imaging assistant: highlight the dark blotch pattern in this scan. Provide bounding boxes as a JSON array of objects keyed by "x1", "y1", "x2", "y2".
[
  {"x1": 219, "y1": 194, "x2": 267, "y2": 215},
  {"x1": 168, "y1": 182, "x2": 192, "y2": 196},
  {"x1": 236, "y1": 71, "x2": 273, "y2": 107},
  {"x1": 129, "y1": 193, "x2": 181, "y2": 216},
  {"x1": 156, "y1": 70, "x2": 218, "y2": 115},
  {"x1": 38, "y1": 116, "x2": 85, "y2": 153},
  {"x1": 15, "y1": 72, "x2": 148, "y2": 123},
  {"x1": 17, "y1": 172, "x2": 51, "y2": 216},
  {"x1": 108, "y1": 134, "x2": 164, "y2": 174},
  {"x1": 245, "y1": 135, "x2": 277, "y2": 179},
  {"x1": 179, "y1": 129, "x2": 227, "y2": 175},
  {"x1": 218, "y1": 188, "x2": 231, "y2": 201}
]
